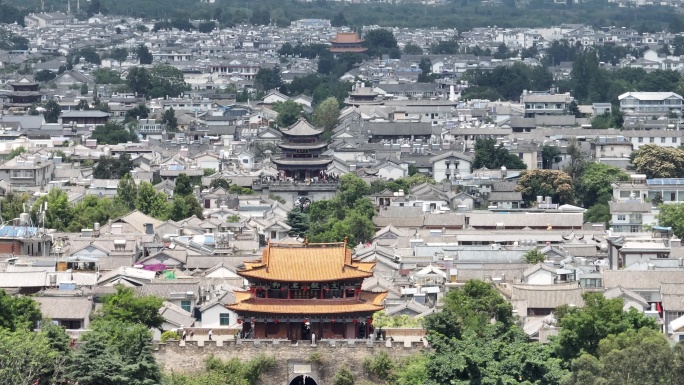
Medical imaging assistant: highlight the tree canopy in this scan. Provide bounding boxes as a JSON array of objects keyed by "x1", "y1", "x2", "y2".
[
  {"x1": 363, "y1": 29, "x2": 399, "y2": 58},
  {"x1": 472, "y1": 138, "x2": 527, "y2": 170},
  {"x1": 656, "y1": 203, "x2": 684, "y2": 239},
  {"x1": 126, "y1": 65, "x2": 189, "y2": 98},
  {"x1": 98, "y1": 286, "x2": 165, "y2": 330},
  {"x1": 312, "y1": 96, "x2": 340, "y2": 131},
  {"x1": 552, "y1": 292, "x2": 658, "y2": 361},
  {"x1": 631, "y1": 144, "x2": 684, "y2": 178},
  {"x1": 93, "y1": 153, "x2": 135, "y2": 179},
  {"x1": 286, "y1": 174, "x2": 375, "y2": 246},
  {"x1": 516, "y1": 169, "x2": 574, "y2": 205},
  {"x1": 91, "y1": 122, "x2": 139, "y2": 145},
  {"x1": 272, "y1": 100, "x2": 303, "y2": 128},
  {"x1": 577, "y1": 163, "x2": 629, "y2": 207}
]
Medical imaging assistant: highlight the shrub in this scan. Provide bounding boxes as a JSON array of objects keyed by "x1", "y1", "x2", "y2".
[{"x1": 161, "y1": 330, "x2": 181, "y2": 342}]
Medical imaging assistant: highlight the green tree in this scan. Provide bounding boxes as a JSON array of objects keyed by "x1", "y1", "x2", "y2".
[
  {"x1": 272, "y1": 100, "x2": 303, "y2": 128},
  {"x1": 116, "y1": 173, "x2": 138, "y2": 211},
  {"x1": 124, "y1": 103, "x2": 150, "y2": 123},
  {"x1": 403, "y1": 43, "x2": 423, "y2": 55},
  {"x1": 169, "y1": 195, "x2": 204, "y2": 221},
  {"x1": 70, "y1": 47, "x2": 101, "y2": 65},
  {"x1": 35, "y1": 69, "x2": 56, "y2": 82},
  {"x1": 198, "y1": 21, "x2": 216, "y2": 33},
  {"x1": 254, "y1": 67, "x2": 283, "y2": 93},
  {"x1": 286, "y1": 210, "x2": 309, "y2": 237},
  {"x1": 110, "y1": 47, "x2": 128, "y2": 63},
  {"x1": 563, "y1": 328, "x2": 675, "y2": 385},
  {"x1": 632, "y1": 144, "x2": 684, "y2": 178},
  {"x1": 331, "y1": 11, "x2": 347, "y2": 27},
  {"x1": 363, "y1": 351, "x2": 396, "y2": 383},
  {"x1": 43, "y1": 99, "x2": 62, "y2": 123},
  {"x1": 161, "y1": 107, "x2": 178, "y2": 131},
  {"x1": 364, "y1": 29, "x2": 398, "y2": 57},
  {"x1": 430, "y1": 39, "x2": 459, "y2": 54},
  {"x1": 93, "y1": 68, "x2": 124, "y2": 84},
  {"x1": 127, "y1": 67, "x2": 152, "y2": 96},
  {"x1": 174, "y1": 173, "x2": 194, "y2": 197},
  {"x1": 577, "y1": 163, "x2": 629, "y2": 208},
  {"x1": 210, "y1": 178, "x2": 230, "y2": 190},
  {"x1": 148, "y1": 65, "x2": 190, "y2": 98},
  {"x1": 92, "y1": 122, "x2": 138, "y2": 144},
  {"x1": 395, "y1": 354, "x2": 429, "y2": 385},
  {"x1": 98, "y1": 286, "x2": 164, "y2": 330},
  {"x1": 67, "y1": 196, "x2": 129, "y2": 232},
  {"x1": 429, "y1": 280, "x2": 513, "y2": 334},
  {"x1": 0, "y1": 328, "x2": 66, "y2": 385},
  {"x1": 33, "y1": 189, "x2": 73, "y2": 231},
  {"x1": 656, "y1": 203, "x2": 684, "y2": 239},
  {"x1": 332, "y1": 367, "x2": 355, "y2": 385},
  {"x1": 0, "y1": 290, "x2": 42, "y2": 331},
  {"x1": 136, "y1": 182, "x2": 170, "y2": 219},
  {"x1": 523, "y1": 248, "x2": 546, "y2": 264},
  {"x1": 93, "y1": 154, "x2": 135, "y2": 179},
  {"x1": 541, "y1": 145, "x2": 561, "y2": 169},
  {"x1": 584, "y1": 203, "x2": 611, "y2": 225},
  {"x1": 516, "y1": 169, "x2": 574, "y2": 205},
  {"x1": 472, "y1": 138, "x2": 527, "y2": 170},
  {"x1": 137, "y1": 44, "x2": 153, "y2": 65},
  {"x1": 563, "y1": 138, "x2": 587, "y2": 183},
  {"x1": 553, "y1": 292, "x2": 658, "y2": 361},
  {"x1": 338, "y1": 173, "x2": 370, "y2": 208},
  {"x1": 312, "y1": 96, "x2": 340, "y2": 130},
  {"x1": 68, "y1": 319, "x2": 161, "y2": 385},
  {"x1": 417, "y1": 57, "x2": 434, "y2": 83},
  {"x1": 76, "y1": 99, "x2": 90, "y2": 110},
  {"x1": 0, "y1": 192, "x2": 30, "y2": 223},
  {"x1": 7, "y1": 146, "x2": 25, "y2": 160}
]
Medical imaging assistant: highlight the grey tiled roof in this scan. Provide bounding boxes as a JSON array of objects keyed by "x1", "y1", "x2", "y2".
[{"x1": 34, "y1": 296, "x2": 92, "y2": 320}]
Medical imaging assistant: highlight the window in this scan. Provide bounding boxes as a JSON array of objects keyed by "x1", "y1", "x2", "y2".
[
  {"x1": 270, "y1": 230, "x2": 277, "y2": 239},
  {"x1": 661, "y1": 137, "x2": 666, "y2": 143},
  {"x1": 631, "y1": 226, "x2": 639, "y2": 233},
  {"x1": 620, "y1": 191, "x2": 631, "y2": 198},
  {"x1": 114, "y1": 240, "x2": 126, "y2": 251},
  {"x1": 650, "y1": 137, "x2": 655, "y2": 143},
  {"x1": 219, "y1": 313, "x2": 231, "y2": 326},
  {"x1": 581, "y1": 278, "x2": 602, "y2": 288},
  {"x1": 638, "y1": 137, "x2": 644, "y2": 143},
  {"x1": 242, "y1": 159, "x2": 249, "y2": 164},
  {"x1": 657, "y1": 253, "x2": 669, "y2": 259},
  {"x1": 617, "y1": 215, "x2": 626, "y2": 221},
  {"x1": 674, "y1": 137, "x2": 678, "y2": 143},
  {"x1": 180, "y1": 300, "x2": 191, "y2": 313}
]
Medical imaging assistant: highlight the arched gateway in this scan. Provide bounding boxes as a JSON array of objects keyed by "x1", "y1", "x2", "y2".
[{"x1": 289, "y1": 374, "x2": 318, "y2": 385}]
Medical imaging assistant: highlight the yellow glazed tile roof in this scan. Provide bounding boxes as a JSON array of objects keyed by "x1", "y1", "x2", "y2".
[{"x1": 238, "y1": 242, "x2": 374, "y2": 283}]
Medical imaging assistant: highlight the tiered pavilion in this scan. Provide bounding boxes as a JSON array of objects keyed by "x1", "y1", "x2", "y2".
[
  {"x1": 272, "y1": 118, "x2": 333, "y2": 181},
  {"x1": 227, "y1": 240, "x2": 386, "y2": 340}
]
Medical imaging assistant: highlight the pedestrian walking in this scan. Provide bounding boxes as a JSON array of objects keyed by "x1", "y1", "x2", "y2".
[
  {"x1": 208, "y1": 329, "x2": 213, "y2": 340},
  {"x1": 182, "y1": 330, "x2": 187, "y2": 341},
  {"x1": 190, "y1": 330, "x2": 194, "y2": 340}
]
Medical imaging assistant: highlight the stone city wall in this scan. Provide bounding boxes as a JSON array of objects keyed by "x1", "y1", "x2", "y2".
[{"x1": 154, "y1": 339, "x2": 429, "y2": 385}]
